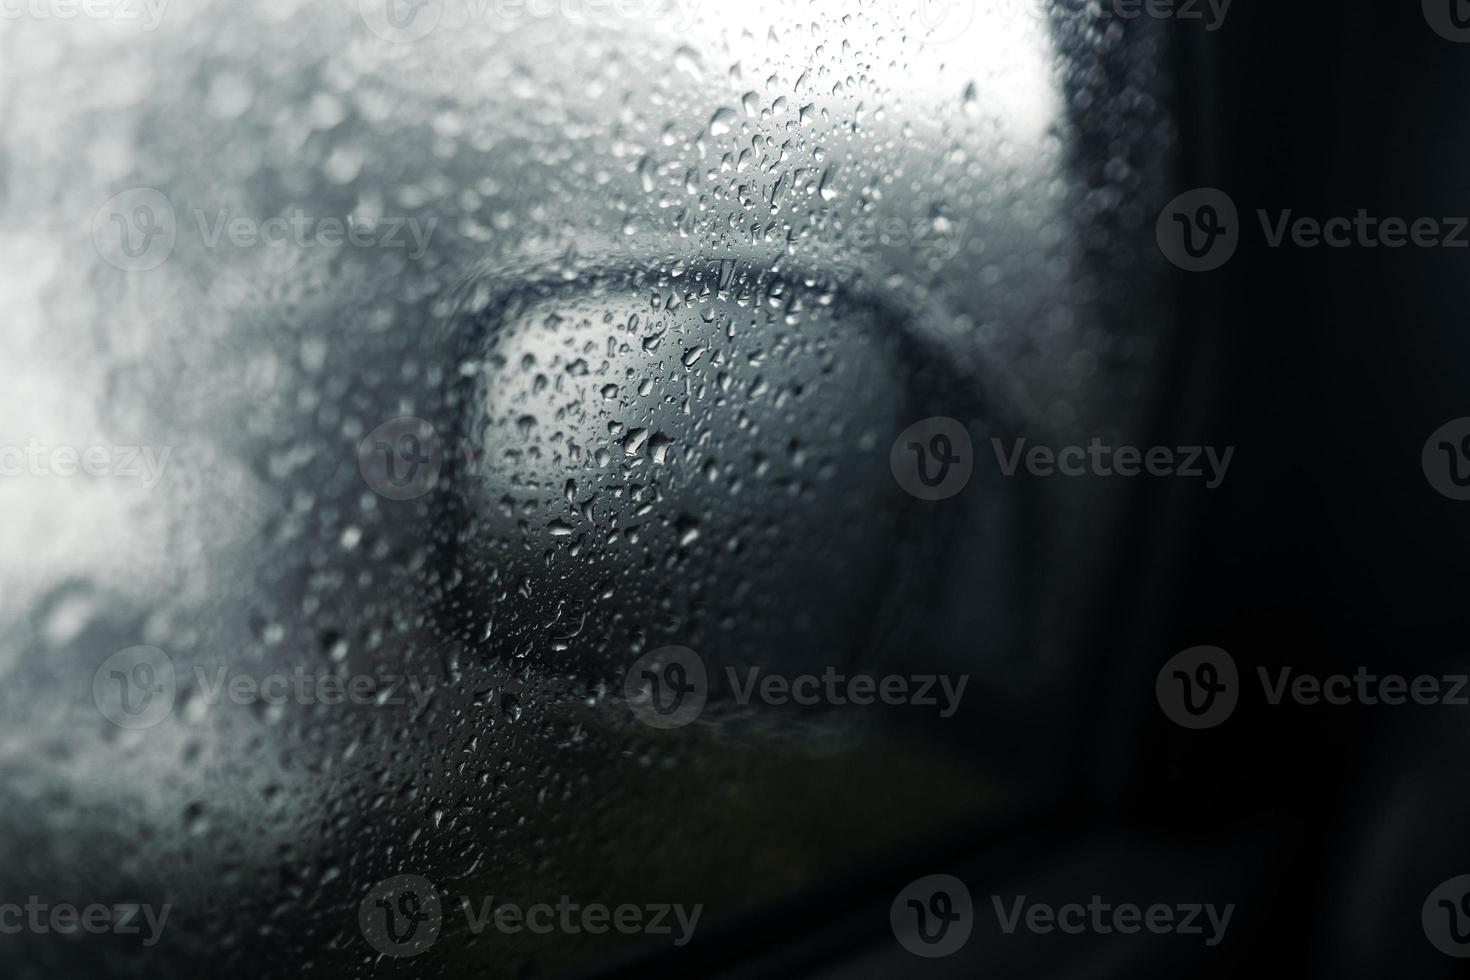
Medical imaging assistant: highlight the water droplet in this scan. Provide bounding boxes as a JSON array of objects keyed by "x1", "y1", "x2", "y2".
[{"x1": 708, "y1": 107, "x2": 738, "y2": 136}]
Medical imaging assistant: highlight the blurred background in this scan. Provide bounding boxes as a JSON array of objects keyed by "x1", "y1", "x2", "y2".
[{"x1": 0, "y1": 0, "x2": 1468, "y2": 976}]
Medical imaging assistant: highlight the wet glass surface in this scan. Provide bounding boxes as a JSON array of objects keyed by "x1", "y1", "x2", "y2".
[{"x1": 0, "y1": 2, "x2": 1176, "y2": 976}]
